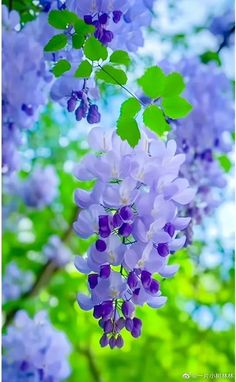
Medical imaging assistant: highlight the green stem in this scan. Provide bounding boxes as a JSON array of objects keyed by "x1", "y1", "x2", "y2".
[{"x1": 97, "y1": 64, "x2": 146, "y2": 106}]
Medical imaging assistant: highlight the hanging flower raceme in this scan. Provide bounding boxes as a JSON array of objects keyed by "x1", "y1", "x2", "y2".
[
  {"x1": 73, "y1": 127, "x2": 195, "y2": 349},
  {"x1": 2, "y1": 6, "x2": 53, "y2": 174},
  {"x1": 20, "y1": 166, "x2": 59, "y2": 209},
  {"x1": 161, "y1": 58, "x2": 234, "y2": 226},
  {"x1": 2, "y1": 311, "x2": 71, "y2": 382},
  {"x1": 60, "y1": 0, "x2": 154, "y2": 51}
]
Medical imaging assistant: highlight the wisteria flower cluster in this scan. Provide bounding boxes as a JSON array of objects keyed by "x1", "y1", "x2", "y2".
[
  {"x1": 2, "y1": 262, "x2": 34, "y2": 303},
  {"x1": 2, "y1": 310, "x2": 71, "y2": 382},
  {"x1": 20, "y1": 166, "x2": 59, "y2": 209},
  {"x1": 73, "y1": 127, "x2": 195, "y2": 348},
  {"x1": 160, "y1": 58, "x2": 234, "y2": 224},
  {"x1": 2, "y1": 7, "x2": 53, "y2": 174},
  {"x1": 42, "y1": 0, "x2": 154, "y2": 51}
]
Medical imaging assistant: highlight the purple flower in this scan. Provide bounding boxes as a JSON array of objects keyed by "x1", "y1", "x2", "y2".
[
  {"x1": 74, "y1": 128, "x2": 194, "y2": 347},
  {"x1": 161, "y1": 58, "x2": 234, "y2": 225},
  {"x1": 2, "y1": 8, "x2": 53, "y2": 174},
  {"x1": 2, "y1": 262, "x2": 34, "y2": 303},
  {"x1": 66, "y1": 0, "x2": 154, "y2": 52},
  {"x1": 2, "y1": 311, "x2": 71, "y2": 381},
  {"x1": 20, "y1": 166, "x2": 59, "y2": 209}
]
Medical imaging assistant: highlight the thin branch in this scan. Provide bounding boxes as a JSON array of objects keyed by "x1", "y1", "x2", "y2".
[
  {"x1": 77, "y1": 346, "x2": 105, "y2": 382},
  {"x1": 97, "y1": 64, "x2": 146, "y2": 106},
  {"x1": 217, "y1": 25, "x2": 235, "y2": 53}
]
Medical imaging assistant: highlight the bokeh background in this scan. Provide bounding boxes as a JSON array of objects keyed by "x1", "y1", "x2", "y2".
[{"x1": 2, "y1": 0, "x2": 235, "y2": 381}]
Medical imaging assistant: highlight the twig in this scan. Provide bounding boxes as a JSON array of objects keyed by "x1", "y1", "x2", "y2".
[
  {"x1": 97, "y1": 64, "x2": 145, "y2": 106},
  {"x1": 217, "y1": 25, "x2": 235, "y2": 53},
  {"x1": 77, "y1": 346, "x2": 105, "y2": 382}
]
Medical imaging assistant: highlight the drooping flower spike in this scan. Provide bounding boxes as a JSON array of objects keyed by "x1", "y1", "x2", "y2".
[{"x1": 73, "y1": 127, "x2": 195, "y2": 348}]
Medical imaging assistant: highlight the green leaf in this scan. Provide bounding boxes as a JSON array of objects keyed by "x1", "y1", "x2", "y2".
[
  {"x1": 74, "y1": 19, "x2": 95, "y2": 35},
  {"x1": 162, "y1": 72, "x2": 185, "y2": 97},
  {"x1": 48, "y1": 10, "x2": 78, "y2": 29},
  {"x1": 162, "y1": 96, "x2": 192, "y2": 119},
  {"x1": 143, "y1": 104, "x2": 170, "y2": 136},
  {"x1": 120, "y1": 98, "x2": 141, "y2": 118},
  {"x1": 44, "y1": 34, "x2": 68, "y2": 52},
  {"x1": 217, "y1": 155, "x2": 232, "y2": 173},
  {"x1": 96, "y1": 65, "x2": 127, "y2": 85},
  {"x1": 72, "y1": 34, "x2": 85, "y2": 49},
  {"x1": 200, "y1": 50, "x2": 221, "y2": 66},
  {"x1": 117, "y1": 117, "x2": 140, "y2": 147},
  {"x1": 137, "y1": 66, "x2": 166, "y2": 99},
  {"x1": 52, "y1": 59, "x2": 71, "y2": 77},
  {"x1": 84, "y1": 36, "x2": 108, "y2": 61},
  {"x1": 74, "y1": 60, "x2": 93, "y2": 78},
  {"x1": 110, "y1": 50, "x2": 131, "y2": 68}
]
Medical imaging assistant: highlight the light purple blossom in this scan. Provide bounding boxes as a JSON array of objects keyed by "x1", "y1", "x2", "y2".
[
  {"x1": 2, "y1": 262, "x2": 34, "y2": 303},
  {"x1": 66, "y1": 0, "x2": 154, "y2": 51},
  {"x1": 160, "y1": 58, "x2": 234, "y2": 225},
  {"x1": 2, "y1": 7, "x2": 53, "y2": 174},
  {"x1": 2, "y1": 310, "x2": 71, "y2": 382},
  {"x1": 73, "y1": 127, "x2": 195, "y2": 348},
  {"x1": 20, "y1": 166, "x2": 59, "y2": 209}
]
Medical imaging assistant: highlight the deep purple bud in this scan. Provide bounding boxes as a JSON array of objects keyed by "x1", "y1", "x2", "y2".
[
  {"x1": 157, "y1": 243, "x2": 169, "y2": 257},
  {"x1": 87, "y1": 104, "x2": 101, "y2": 124},
  {"x1": 75, "y1": 90, "x2": 83, "y2": 99},
  {"x1": 95, "y1": 239, "x2": 107, "y2": 252},
  {"x1": 20, "y1": 361, "x2": 29, "y2": 371},
  {"x1": 125, "y1": 318, "x2": 133, "y2": 332},
  {"x1": 131, "y1": 317, "x2": 142, "y2": 337},
  {"x1": 164, "y1": 223, "x2": 175, "y2": 238},
  {"x1": 133, "y1": 288, "x2": 140, "y2": 296},
  {"x1": 88, "y1": 273, "x2": 98, "y2": 289},
  {"x1": 100, "y1": 29, "x2": 114, "y2": 44},
  {"x1": 99, "y1": 215, "x2": 111, "y2": 238},
  {"x1": 116, "y1": 317, "x2": 126, "y2": 330},
  {"x1": 118, "y1": 223, "x2": 133, "y2": 237},
  {"x1": 133, "y1": 317, "x2": 142, "y2": 330},
  {"x1": 100, "y1": 264, "x2": 111, "y2": 279},
  {"x1": 94, "y1": 26, "x2": 103, "y2": 41},
  {"x1": 116, "y1": 334, "x2": 124, "y2": 348},
  {"x1": 112, "y1": 213, "x2": 123, "y2": 228},
  {"x1": 122, "y1": 301, "x2": 135, "y2": 318},
  {"x1": 127, "y1": 271, "x2": 139, "y2": 289},
  {"x1": 149, "y1": 279, "x2": 160, "y2": 294},
  {"x1": 99, "y1": 13, "x2": 108, "y2": 24},
  {"x1": 131, "y1": 327, "x2": 141, "y2": 338},
  {"x1": 100, "y1": 333, "x2": 109, "y2": 347},
  {"x1": 21, "y1": 104, "x2": 34, "y2": 116},
  {"x1": 93, "y1": 305, "x2": 103, "y2": 319},
  {"x1": 104, "y1": 319, "x2": 113, "y2": 333},
  {"x1": 141, "y1": 270, "x2": 152, "y2": 289},
  {"x1": 113, "y1": 10, "x2": 122, "y2": 23},
  {"x1": 84, "y1": 15, "x2": 93, "y2": 24},
  {"x1": 109, "y1": 336, "x2": 116, "y2": 349},
  {"x1": 102, "y1": 300, "x2": 113, "y2": 317},
  {"x1": 120, "y1": 206, "x2": 133, "y2": 221},
  {"x1": 201, "y1": 148, "x2": 213, "y2": 162},
  {"x1": 67, "y1": 96, "x2": 77, "y2": 112},
  {"x1": 75, "y1": 105, "x2": 84, "y2": 121}
]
